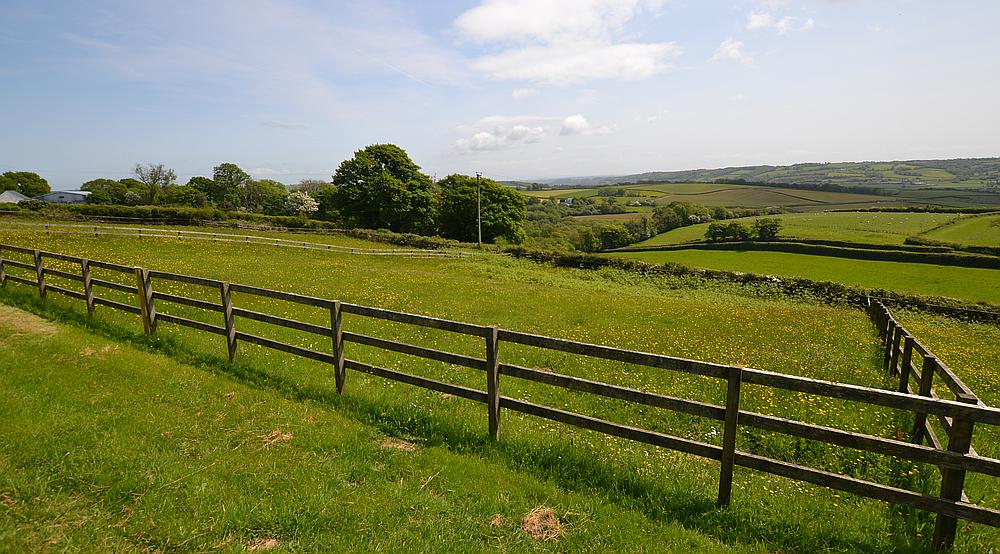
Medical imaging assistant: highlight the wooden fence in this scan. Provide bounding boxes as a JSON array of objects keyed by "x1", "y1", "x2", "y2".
[
  {"x1": 1, "y1": 243, "x2": 999, "y2": 549},
  {"x1": 0, "y1": 221, "x2": 470, "y2": 258}
]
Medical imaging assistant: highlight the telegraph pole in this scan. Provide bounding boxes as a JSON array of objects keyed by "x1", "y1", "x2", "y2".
[{"x1": 476, "y1": 172, "x2": 482, "y2": 246}]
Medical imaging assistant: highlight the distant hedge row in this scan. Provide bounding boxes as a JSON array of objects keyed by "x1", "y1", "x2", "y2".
[
  {"x1": 612, "y1": 240, "x2": 1000, "y2": 269},
  {"x1": 501, "y1": 246, "x2": 1000, "y2": 322}
]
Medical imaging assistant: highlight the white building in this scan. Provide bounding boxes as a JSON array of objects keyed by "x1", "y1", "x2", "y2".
[
  {"x1": 0, "y1": 190, "x2": 30, "y2": 203},
  {"x1": 35, "y1": 190, "x2": 91, "y2": 204}
]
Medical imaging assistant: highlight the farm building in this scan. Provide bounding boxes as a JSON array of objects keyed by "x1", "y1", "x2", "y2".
[
  {"x1": 35, "y1": 190, "x2": 91, "y2": 204},
  {"x1": 0, "y1": 190, "x2": 30, "y2": 203}
]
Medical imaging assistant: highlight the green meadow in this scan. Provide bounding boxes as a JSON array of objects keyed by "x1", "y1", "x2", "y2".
[{"x1": 0, "y1": 227, "x2": 997, "y2": 551}]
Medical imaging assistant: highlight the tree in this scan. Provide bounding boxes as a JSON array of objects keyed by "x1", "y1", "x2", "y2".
[
  {"x1": 242, "y1": 179, "x2": 289, "y2": 215},
  {"x1": 294, "y1": 179, "x2": 329, "y2": 194},
  {"x1": 597, "y1": 223, "x2": 633, "y2": 250},
  {"x1": 652, "y1": 205, "x2": 683, "y2": 233},
  {"x1": 331, "y1": 144, "x2": 435, "y2": 234},
  {"x1": 133, "y1": 163, "x2": 176, "y2": 204},
  {"x1": 705, "y1": 222, "x2": 728, "y2": 242},
  {"x1": 158, "y1": 184, "x2": 208, "y2": 207},
  {"x1": 1, "y1": 171, "x2": 50, "y2": 197},
  {"x1": 437, "y1": 174, "x2": 526, "y2": 244},
  {"x1": 187, "y1": 176, "x2": 215, "y2": 196},
  {"x1": 210, "y1": 163, "x2": 250, "y2": 210},
  {"x1": 752, "y1": 218, "x2": 782, "y2": 240},
  {"x1": 81, "y1": 178, "x2": 126, "y2": 204},
  {"x1": 311, "y1": 184, "x2": 339, "y2": 222},
  {"x1": 286, "y1": 190, "x2": 318, "y2": 216},
  {"x1": 705, "y1": 221, "x2": 752, "y2": 242}
]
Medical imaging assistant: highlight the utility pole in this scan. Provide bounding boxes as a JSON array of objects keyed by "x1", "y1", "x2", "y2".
[{"x1": 476, "y1": 172, "x2": 482, "y2": 246}]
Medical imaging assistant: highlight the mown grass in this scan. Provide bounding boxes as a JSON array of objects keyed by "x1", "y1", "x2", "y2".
[
  {"x1": 633, "y1": 212, "x2": 959, "y2": 248},
  {"x1": 0, "y1": 229, "x2": 998, "y2": 550},
  {"x1": 921, "y1": 214, "x2": 1000, "y2": 247},
  {"x1": 607, "y1": 249, "x2": 1000, "y2": 305}
]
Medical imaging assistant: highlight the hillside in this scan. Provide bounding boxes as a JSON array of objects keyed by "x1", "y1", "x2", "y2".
[{"x1": 523, "y1": 158, "x2": 1000, "y2": 191}]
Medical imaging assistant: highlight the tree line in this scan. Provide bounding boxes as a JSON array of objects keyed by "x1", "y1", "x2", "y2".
[{"x1": 5, "y1": 144, "x2": 526, "y2": 245}]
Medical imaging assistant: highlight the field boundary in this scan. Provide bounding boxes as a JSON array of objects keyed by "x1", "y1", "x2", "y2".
[
  {"x1": 0, "y1": 221, "x2": 472, "y2": 259},
  {"x1": 1, "y1": 243, "x2": 999, "y2": 549},
  {"x1": 609, "y1": 241, "x2": 1000, "y2": 269}
]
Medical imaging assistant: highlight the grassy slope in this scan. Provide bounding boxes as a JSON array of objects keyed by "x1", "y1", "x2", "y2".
[
  {"x1": 607, "y1": 249, "x2": 1000, "y2": 305},
  {"x1": 921, "y1": 214, "x2": 1000, "y2": 247},
  {"x1": 0, "y1": 229, "x2": 997, "y2": 550},
  {"x1": 0, "y1": 305, "x2": 736, "y2": 552},
  {"x1": 633, "y1": 212, "x2": 959, "y2": 247}
]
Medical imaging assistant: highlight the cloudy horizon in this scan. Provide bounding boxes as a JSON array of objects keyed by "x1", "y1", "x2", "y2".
[{"x1": 2, "y1": 0, "x2": 998, "y2": 189}]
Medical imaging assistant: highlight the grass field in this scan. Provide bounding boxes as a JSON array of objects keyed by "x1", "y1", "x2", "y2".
[
  {"x1": 0, "y1": 305, "x2": 738, "y2": 552},
  {"x1": 524, "y1": 181, "x2": 1000, "y2": 212},
  {"x1": 1, "y1": 228, "x2": 998, "y2": 551},
  {"x1": 632, "y1": 212, "x2": 960, "y2": 248},
  {"x1": 920, "y1": 213, "x2": 1000, "y2": 247},
  {"x1": 607, "y1": 249, "x2": 1000, "y2": 305}
]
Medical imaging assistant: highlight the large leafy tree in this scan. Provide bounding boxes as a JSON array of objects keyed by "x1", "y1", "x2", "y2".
[
  {"x1": 1, "y1": 171, "x2": 50, "y2": 197},
  {"x1": 332, "y1": 144, "x2": 435, "y2": 233},
  {"x1": 242, "y1": 179, "x2": 289, "y2": 215},
  {"x1": 133, "y1": 163, "x2": 176, "y2": 204},
  {"x1": 437, "y1": 174, "x2": 526, "y2": 244},
  {"x1": 210, "y1": 163, "x2": 251, "y2": 210}
]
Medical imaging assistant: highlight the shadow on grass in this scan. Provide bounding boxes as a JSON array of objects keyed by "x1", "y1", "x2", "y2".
[{"x1": 0, "y1": 288, "x2": 939, "y2": 553}]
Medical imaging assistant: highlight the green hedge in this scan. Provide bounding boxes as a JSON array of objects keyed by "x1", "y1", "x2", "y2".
[
  {"x1": 611, "y1": 241, "x2": 1000, "y2": 269},
  {"x1": 501, "y1": 246, "x2": 1000, "y2": 323}
]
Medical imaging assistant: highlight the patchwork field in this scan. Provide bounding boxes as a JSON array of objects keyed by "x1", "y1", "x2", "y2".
[
  {"x1": 920, "y1": 214, "x2": 1000, "y2": 247},
  {"x1": 633, "y1": 212, "x2": 961, "y2": 248},
  {"x1": 1, "y1": 227, "x2": 998, "y2": 551},
  {"x1": 607, "y1": 249, "x2": 1000, "y2": 305}
]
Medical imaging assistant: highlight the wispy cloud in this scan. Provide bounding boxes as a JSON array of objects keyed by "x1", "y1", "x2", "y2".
[
  {"x1": 455, "y1": 0, "x2": 679, "y2": 85},
  {"x1": 710, "y1": 39, "x2": 753, "y2": 65}
]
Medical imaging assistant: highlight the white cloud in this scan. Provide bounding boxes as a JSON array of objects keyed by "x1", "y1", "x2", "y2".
[
  {"x1": 710, "y1": 39, "x2": 753, "y2": 65},
  {"x1": 746, "y1": 11, "x2": 774, "y2": 30},
  {"x1": 560, "y1": 114, "x2": 611, "y2": 136},
  {"x1": 454, "y1": 112, "x2": 610, "y2": 151},
  {"x1": 731, "y1": 93, "x2": 747, "y2": 101},
  {"x1": 512, "y1": 87, "x2": 539, "y2": 100},
  {"x1": 472, "y1": 42, "x2": 680, "y2": 85},
  {"x1": 455, "y1": 0, "x2": 678, "y2": 85},
  {"x1": 745, "y1": 3, "x2": 815, "y2": 34}
]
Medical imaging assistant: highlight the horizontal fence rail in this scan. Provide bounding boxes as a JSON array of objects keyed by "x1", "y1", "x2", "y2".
[
  {"x1": 0, "y1": 221, "x2": 471, "y2": 259},
  {"x1": 1, "y1": 243, "x2": 998, "y2": 550}
]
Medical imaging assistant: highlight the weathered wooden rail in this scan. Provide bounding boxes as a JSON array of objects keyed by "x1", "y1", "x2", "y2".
[
  {"x1": 0, "y1": 221, "x2": 471, "y2": 258},
  {"x1": 2, "y1": 243, "x2": 999, "y2": 550}
]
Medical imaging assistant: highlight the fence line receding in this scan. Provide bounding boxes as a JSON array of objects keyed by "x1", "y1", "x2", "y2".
[{"x1": 1, "y1": 243, "x2": 998, "y2": 550}]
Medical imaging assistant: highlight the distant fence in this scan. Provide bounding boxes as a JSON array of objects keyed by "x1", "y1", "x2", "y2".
[
  {"x1": 1, "y1": 243, "x2": 999, "y2": 550},
  {"x1": 0, "y1": 222, "x2": 471, "y2": 259}
]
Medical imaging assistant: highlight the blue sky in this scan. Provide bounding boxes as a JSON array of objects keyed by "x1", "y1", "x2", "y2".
[{"x1": 2, "y1": 0, "x2": 999, "y2": 189}]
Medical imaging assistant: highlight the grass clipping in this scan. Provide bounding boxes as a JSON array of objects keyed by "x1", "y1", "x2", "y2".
[{"x1": 521, "y1": 506, "x2": 564, "y2": 541}]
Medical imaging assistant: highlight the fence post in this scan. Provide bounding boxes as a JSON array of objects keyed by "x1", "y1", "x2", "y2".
[
  {"x1": 888, "y1": 326, "x2": 903, "y2": 375},
  {"x1": 486, "y1": 325, "x2": 500, "y2": 441},
  {"x1": 883, "y1": 324, "x2": 897, "y2": 372},
  {"x1": 717, "y1": 365, "x2": 743, "y2": 507},
  {"x1": 0, "y1": 250, "x2": 6, "y2": 287},
  {"x1": 898, "y1": 336, "x2": 914, "y2": 393},
  {"x1": 220, "y1": 282, "x2": 237, "y2": 361},
  {"x1": 932, "y1": 392, "x2": 977, "y2": 550},
  {"x1": 912, "y1": 356, "x2": 937, "y2": 444},
  {"x1": 81, "y1": 259, "x2": 95, "y2": 317},
  {"x1": 330, "y1": 301, "x2": 345, "y2": 393},
  {"x1": 134, "y1": 267, "x2": 156, "y2": 334},
  {"x1": 33, "y1": 249, "x2": 46, "y2": 298}
]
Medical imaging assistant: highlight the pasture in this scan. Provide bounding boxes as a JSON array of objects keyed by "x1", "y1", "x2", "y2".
[
  {"x1": 920, "y1": 214, "x2": 1000, "y2": 248},
  {"x1": 607, "y1": 248, "x2": 1000, "y2": 305},
  {"x1": 632, "y1": 212, "x2": 961, "y2": 248},
  {"x1": 0, "y1": 227, "x2": 998, "y2": 551}
]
